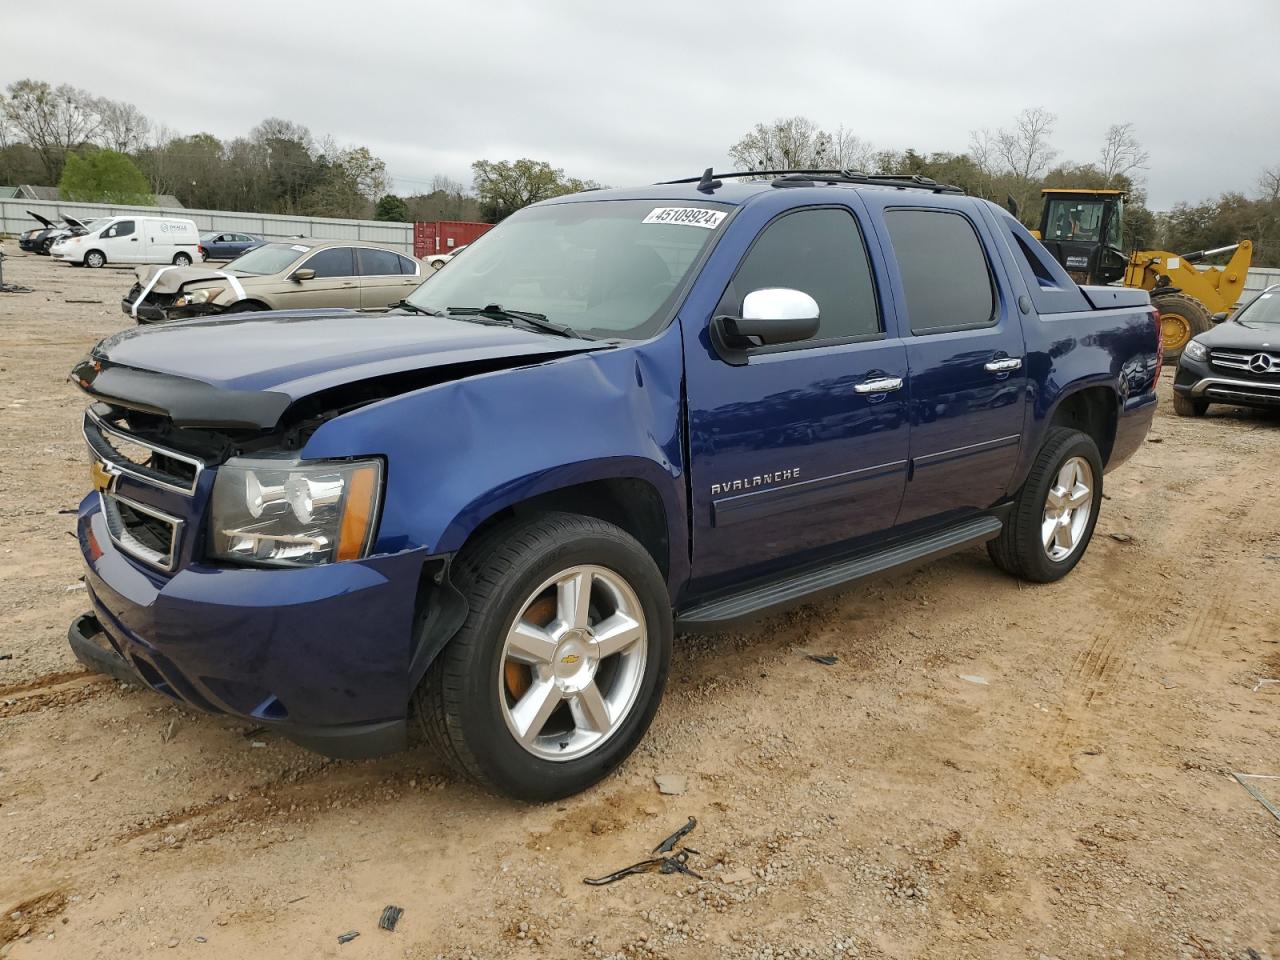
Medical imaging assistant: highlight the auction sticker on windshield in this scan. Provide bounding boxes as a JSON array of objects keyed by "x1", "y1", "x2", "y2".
[{"x1": 643, "y1": 207, "x2": 726, "y2": 229}]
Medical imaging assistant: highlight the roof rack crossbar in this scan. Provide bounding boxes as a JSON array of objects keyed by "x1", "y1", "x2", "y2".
[{"x1": 658, "y1": 169, "x2": 964, "y2": 195}]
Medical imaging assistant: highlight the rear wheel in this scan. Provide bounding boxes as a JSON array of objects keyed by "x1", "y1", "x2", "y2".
[
  {"x1": 1153, "y1": 292, "x2": 1211, "y2": 361},
  {"x1": 1173, "y1": 393, "x2": 1208, "y2": 417},
  {"x1": 84, "y1": 250, "x2": 106, "y2": 269},
  {"x1": 988, "y1": 427, "x2": 1103, "y2": 583},
  {"x1": 414, "y1": 513, "x2": 671, "y2": 801}
]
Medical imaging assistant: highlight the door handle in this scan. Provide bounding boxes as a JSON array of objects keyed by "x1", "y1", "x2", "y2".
[
  {"x1": 130, "y1": 237, "x2": 138, "y2": 242},
  {"x1": 854, "y1": 376, "x2": 904, "y2": 394},
  {"x1": 984, "y1": 357, "x2": 1023, "y2": 372}
]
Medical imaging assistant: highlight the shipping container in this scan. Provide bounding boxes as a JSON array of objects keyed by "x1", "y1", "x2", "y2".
[{"x1": 413, "y1": 220, "x2": 493, "y2": 259}]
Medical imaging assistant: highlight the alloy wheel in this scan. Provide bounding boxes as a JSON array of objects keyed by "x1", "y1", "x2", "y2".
[
  {"x1": 1041, "y1": 456, "x2": 1094, "y2": 562},
  {"x1": 498, "y1": 564, "x2": 648, "y2": 761}
]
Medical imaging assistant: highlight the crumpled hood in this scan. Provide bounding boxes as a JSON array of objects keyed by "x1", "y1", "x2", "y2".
[
  {"x1": 133, "y1": 264, "x2": 240, "y2": 292},
  {"x1": 74, "y1": 310, "x2": 605, "y2": 430}
]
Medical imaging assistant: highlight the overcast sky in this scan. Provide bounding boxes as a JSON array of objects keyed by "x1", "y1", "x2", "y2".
[{"x1": 5, "y1": 0, "x2": 1277, "y2": 210}]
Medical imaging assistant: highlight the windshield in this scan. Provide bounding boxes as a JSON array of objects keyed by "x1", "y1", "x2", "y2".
[
  {"x1": 404, "y1": 199, "x2": 731, "y2": 340},
  {"x1": 1236, "y1": 289, "x2": 1280, "y2": 326},
  {"x1": 1044, "y1": 198, "x2": 1107, "y2": 243},
  {"x1": 224, "y1": 242, "x2": 309, "y2": 276}
]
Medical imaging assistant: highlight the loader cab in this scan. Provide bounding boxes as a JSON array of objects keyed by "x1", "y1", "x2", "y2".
[{"x1": 1037, "y1": 189, "x2": 1127, "y2": 286}]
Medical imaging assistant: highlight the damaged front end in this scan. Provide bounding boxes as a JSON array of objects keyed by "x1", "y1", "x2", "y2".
[{"x1": 64, "y1": 313, "x2": 611, "y2": 757}]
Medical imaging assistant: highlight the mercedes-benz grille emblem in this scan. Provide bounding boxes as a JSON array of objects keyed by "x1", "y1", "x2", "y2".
[{"x1": 1248, "y1": 353, "x2": 1276, "y2": 373}]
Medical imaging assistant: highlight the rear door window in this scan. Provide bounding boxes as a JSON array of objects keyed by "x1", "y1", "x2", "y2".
[
  {"x1": 396, "y1": 254, "x2": 418, "y2": 275},
  {"x1": 357, "y1": 248, "x2": 404, "y2": 277},
  {"x1": 884, "y1": 210, "x2": 995, "y2": 334},
  {"x1": 726, "y1": 207, "x2": 881, "y2": 344},
  {"x1": 304, "y1": 247, "x2": 356, "y2": 279}
]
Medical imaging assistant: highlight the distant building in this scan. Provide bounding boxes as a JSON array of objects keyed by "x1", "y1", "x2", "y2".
[{"x1": 9, "y1": 184, "x2": 185, "y2": 208}]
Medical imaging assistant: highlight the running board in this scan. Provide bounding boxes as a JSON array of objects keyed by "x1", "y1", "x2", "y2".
[{"x1": 676, "y1": 515, "x2": 1003, "y2": 629}]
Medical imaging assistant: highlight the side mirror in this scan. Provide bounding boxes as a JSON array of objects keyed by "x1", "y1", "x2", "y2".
[
  {"x1": 1211, "y1": 311, "x2": 1228, "y2": 324},
  {"x1": 711, "y1": 289, "x2": 820, "y2": 365},
  {"x1": 291, "y1": 268, "x2": 315, "y2": 282}
]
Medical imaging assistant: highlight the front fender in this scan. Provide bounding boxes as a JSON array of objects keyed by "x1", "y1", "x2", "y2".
[{"x1": 301, "y1": 328, "x2": 688, "y2": 587}]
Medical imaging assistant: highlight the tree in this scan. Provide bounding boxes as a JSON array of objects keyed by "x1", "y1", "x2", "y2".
[
  {"x1": 59, "y1": 149, "x2": 153, "y2": 204},
  {"x1": 1259, "y1": 166, "x2": 1280, "y2": 204},
  {"x1": 995, "y1": 107, "x2": 1058, "y2": 182},
  {"x1": 405, "y1": 176, "x2": 483, "y2": 222},
  {"x1": 1098, "y1": 122, "x2": 1149, "y2": 186},
  {"x1": 728, "y1": 116, "x2": 876, "y2": 172},
  {"x1": 374, "y1": 193, "x2": 410, "y2": 222},
  {"x1": 471, "y1": 158, "x2": 598, "y2": 221},
  {"x1": 95, "y1": 99, "x2": 151, "y2": 154},
  {"x1": 1, "y1": 79, "x2": 103, "y2": 181}
]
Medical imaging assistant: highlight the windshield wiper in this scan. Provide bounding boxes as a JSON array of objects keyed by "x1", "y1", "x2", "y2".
[
  {"x1": 391, "y1": 300, "x2": 444, "y2": 316},
  {"x1": 448, "y1": 304, "x2": 583, "y2": 339}
]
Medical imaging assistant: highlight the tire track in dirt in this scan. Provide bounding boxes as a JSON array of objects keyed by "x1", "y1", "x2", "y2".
[
  {"x1": 0, "y1": 888, "x2": 68, "y2": 948},
  {"x1": 0, "y1": 670, "x2": 114, "y2": 718}
]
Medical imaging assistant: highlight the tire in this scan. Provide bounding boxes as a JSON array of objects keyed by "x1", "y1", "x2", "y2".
[
  {"x1": 1153, "y1": 292, "x2": 1212, "y2": 361},
  {"x1": 172, "y1": 252, "x2": 192, "y2": 266},
  {"x1": 414, "y1": 512, "x2": 672, "y2": 801},
  {"x1": 200, "y1": 249, "x2": 209, "y2": 262},
  {"x1": 988, "y1": 427, "x2": 1104, "y2": 583},
  {"x1": 1173, "y1": 393, "x2": 1208, "y2": 417},
  {"x1": 84, "y1": 250, "x2": 106, "y2": 269}
]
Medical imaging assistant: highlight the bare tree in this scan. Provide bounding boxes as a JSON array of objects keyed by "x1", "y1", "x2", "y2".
[
  {"x1": 1098, "y1": 122, "x2": 1149, "y2": 185},
  {"x1": 1258, "y1": 166, "x2": 1280, "y2": 204},
  {"x1": 1, "y1": 79, "x2": 103, "y2": 181},
  {"x1": 96, "y1": 99, "x2": 151, "y2": 154},
  {"x1": 994, "y1": 107, "x2": 1058, "y2": 181},
  {"x1": 730, "y1": 117, "x2": 878, "y2": 172}
]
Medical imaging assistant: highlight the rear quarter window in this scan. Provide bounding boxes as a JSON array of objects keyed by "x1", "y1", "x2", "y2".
[{"x1": 884, "y1": 209, "x2": 995, "y2": 334}]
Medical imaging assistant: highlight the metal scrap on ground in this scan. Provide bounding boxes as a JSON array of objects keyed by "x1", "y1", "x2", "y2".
[
  {"x1": 585, "y1": 818, "x2": 703, "y2": 886},
  {"x1": 1232, "y1": 773, "x2": 1280, "y2": 824},
  {"x1": 378, "y1": 905, "x2": 404, "y2": 932}
]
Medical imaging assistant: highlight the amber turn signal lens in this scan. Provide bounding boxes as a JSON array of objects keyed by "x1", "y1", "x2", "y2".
[{"x1": 336, "y1": 464, "x2": 380, "y2": 561}]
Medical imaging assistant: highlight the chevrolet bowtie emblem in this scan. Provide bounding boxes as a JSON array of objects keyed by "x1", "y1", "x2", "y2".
[
  {"x1": 559, "y1": 654, "x2": 581, "y2": 665},
  {"x1": 89, "y1": 459, "x2": 116, "y2": 493}
]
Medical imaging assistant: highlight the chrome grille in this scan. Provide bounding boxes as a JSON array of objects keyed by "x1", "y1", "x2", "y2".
[
  {"x1": 1210, "y1": 349, "x2": 1280, "y2": 374},
  {"x1": 100, "y1": 493, "x2": 182, "y2": 571},
  {"x1": 83, "y1": 409, "x2": 204, "y2": 495}
]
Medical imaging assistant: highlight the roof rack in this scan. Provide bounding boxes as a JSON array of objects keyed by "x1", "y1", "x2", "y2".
[{"x1": 658, "y1": 168, "x2": 965, "y2": 195}]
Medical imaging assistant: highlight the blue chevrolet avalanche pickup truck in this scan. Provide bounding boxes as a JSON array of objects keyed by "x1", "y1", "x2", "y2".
[{"x1": 67, "y1": 171, "x2": 1160, "y2": 800}]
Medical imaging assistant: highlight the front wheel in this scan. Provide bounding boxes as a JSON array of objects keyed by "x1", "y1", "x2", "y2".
[
  {"x1": 172, "y1": 252, "x2": 192, "y2": 266},
  {"x1": 1173, "y1": 394, "x2": 1208, "y2": 417},
  {"x1": 1154, "y1": 292, "x2": 1212, "y2": 361},
  {"x1": 84, "y1": 250, "x2": 106, "y2": 268},
  {"x1": 414, "y1": 513, "x2": 672, "y2": 801},
  {"x1": 988, "y1": 427, "x2": 1104, "y2": 583}
]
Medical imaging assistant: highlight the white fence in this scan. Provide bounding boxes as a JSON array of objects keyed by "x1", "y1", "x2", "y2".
[{"x1": 0, "y1": 197, "x2": 414, "y2": 255}]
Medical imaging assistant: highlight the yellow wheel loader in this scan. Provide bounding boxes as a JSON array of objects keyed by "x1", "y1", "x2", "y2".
[{"x1": 1033, "y1": 188, "x2": 1251, "y2": 360}]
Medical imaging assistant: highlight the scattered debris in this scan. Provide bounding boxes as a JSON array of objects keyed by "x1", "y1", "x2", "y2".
[
  {"x1": 1231, "y1": 772, "x2": 1280, "y2": 824},
  {"x1": 56, "y1": 508, "x2": 76, "y2": 515},
  {"x1": 64, "y1": 583, "x2": 86, "y2": 592},
  {"x1": 194, "y1": 936, "x2": 207, "y2": 943},
  {"x1": 1147, "y1": 436, "x2": 1163, "y2": 443},
  {"x1": 719, "y1": 866, "x2": 755, "y2": 884},
  {"x1": 652, "y1": 816, "x2": 697, "y2": 854},
  {"x1": 654, "y1": 773, "x2": 686, "y2": 796},
  {"x1": 1251, "y1": 678, "x2": 1280, "y2": 692},
  {"x1": 285, "y1": 896, "x2": 307, "y2": 905},
  {"x1": 0, "y1": 654, "x2": 11, "y2": 661},
  {"x1": 805, "y1": 654, "x2": 839, "y2": 665},
  {"x1": 378, "y1": 905, "x2": 404, "y2": 932},
  {"x1": 584, "y1": 849, "x2": 702, "y2": 885},
  {"x1": 337, "y1": 930, "x2": 360, "y2": 944},
  {"x1": 250, "y1": 741, "x2": 266, "y2": 748},
  {"x1": 1108, "y1": 532, "x2": 1135, "y2": 544},
  {"x1": 241, "y1": 725, "x2": 267, "y2": 739},
  {"x1": 959, "y1": 675, "x2": 989, "y2": 686},
  {"x1": 585, "y1": 817, "x2": 704, "y2": 885},
  {"x1": 63, "y1": 298, "x2": 103, "y2": 305},
  {"x1": 161, "y1": 717, "x2": 178, "y2": 743},
  {"x1": 1159, "y1": 677, "x2": 1179, "y2": 689}
]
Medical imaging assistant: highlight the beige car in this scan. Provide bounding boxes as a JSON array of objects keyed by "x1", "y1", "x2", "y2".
[{"x1": 122, "y1": 239, "x2": 423, "y2": 323}]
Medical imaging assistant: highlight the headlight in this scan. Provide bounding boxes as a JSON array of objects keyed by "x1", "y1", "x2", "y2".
[
  {"x1": 174, "y1": 287, "x2": 221, "y2": 307},
  {"x1": 1183, "y1": 339, "x2": 1208, "y2": 362},
  {"x1": 209, "y1": 457, "x2": 382, "y2": 566}
]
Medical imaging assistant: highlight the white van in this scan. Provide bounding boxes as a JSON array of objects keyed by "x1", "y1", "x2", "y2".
[{"x1": 51, "y1": 216, "x2": 201, "y2": 269}]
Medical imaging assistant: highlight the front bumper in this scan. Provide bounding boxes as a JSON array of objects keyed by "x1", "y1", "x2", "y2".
[
  {"x1": 1174, "y1": 355, "x2": 1280, "y2": 408},
  {"x1": 73, "y1": 495, "x2": 431, "y2": 759},
  {"x1": 120, "y1": 297, "x2": 221, "y2": 324}
]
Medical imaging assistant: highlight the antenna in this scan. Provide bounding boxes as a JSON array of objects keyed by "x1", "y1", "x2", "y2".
[{"x1": 696, "y1": 167, "x2": 722, "y2": 193}]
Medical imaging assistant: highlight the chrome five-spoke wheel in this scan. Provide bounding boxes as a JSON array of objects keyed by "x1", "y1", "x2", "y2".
[
  {"x1": 499, "y1": 564, "x2": 648, "y2": 761},
  {"x1": 1041, "y1": 455, "x2": 1094, "y2": 562}
]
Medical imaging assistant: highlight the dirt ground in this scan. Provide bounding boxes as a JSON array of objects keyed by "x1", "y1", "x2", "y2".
[{"x1": 1, "y1": 248, "x2": 1277, "y2": 960}]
